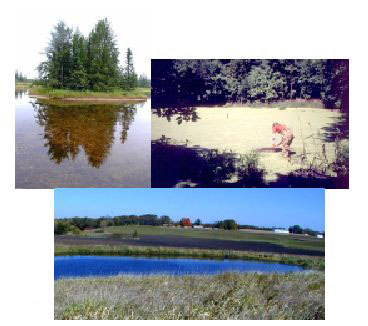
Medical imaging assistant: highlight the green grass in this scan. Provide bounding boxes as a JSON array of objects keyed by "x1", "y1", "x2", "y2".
[
  {"x1": 54, "y1": 244, "x2": 325, "y2": 271},
  {"x1": 82, "y1": 225, "x2": 325, "y2": 252},
  {"x1": 55, "y1": 272, "x2": 325, "y2": 320},
  {"x1": 29, "y1": 86, "x2": 150, "y2": 99}
]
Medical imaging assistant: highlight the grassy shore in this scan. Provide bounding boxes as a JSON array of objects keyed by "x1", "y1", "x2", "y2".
[
  {"x1": 82, "y1": 225, "x2": 325, "y2": 252},
  {"x1": 15, "y1": 82, "x2": 33, "y2": 90},
  {"x1": 54, "y1": 244, "x2": 324, "y2": 271},
  {"x1": 29, "y1": 86, "x2": 150, "y2": 99},
  {"x1": 55, "y1": 271, "x2": 325, "y2": 320}
]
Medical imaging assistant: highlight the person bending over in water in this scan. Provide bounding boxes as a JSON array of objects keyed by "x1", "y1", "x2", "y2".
[{"x1": 272, "y1": 122, "x2": 294, "y2": 158}]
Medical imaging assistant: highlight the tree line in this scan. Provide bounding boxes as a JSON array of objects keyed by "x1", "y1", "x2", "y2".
[
  {"x1": 37, "y1": 19, "x2": 149, "y2": 91},
  {"x1": 15, "y1": 70, "x2": 29, "y2": 82},
  {"x1": 152, "y1": 59, "x2": 348, "y2": 112},
  {"x1": 54, "y1": 216, "x2": 322, "y2": 236}
]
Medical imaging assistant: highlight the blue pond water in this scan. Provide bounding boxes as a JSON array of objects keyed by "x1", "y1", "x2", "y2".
[{"x1": 54, "y1": 255, "x2": 304, "y2": 280}]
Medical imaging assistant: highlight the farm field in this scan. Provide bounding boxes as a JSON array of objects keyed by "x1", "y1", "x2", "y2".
[
  {"x1": 54, "y1": 271, "x2": 325, "y2": 320},
  {"x1": 152, "y1": 106, "x2": 347, "y2": 182},
  {"x1": 55, "y1": 225, "x2": 325, "y2": 253}
]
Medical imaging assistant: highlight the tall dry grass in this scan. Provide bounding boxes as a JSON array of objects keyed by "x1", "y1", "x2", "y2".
[{"x1": 55, "y1": 271, "x2": 324, "y2": 320}]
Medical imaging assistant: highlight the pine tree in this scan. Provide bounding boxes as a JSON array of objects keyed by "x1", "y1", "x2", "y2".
[
  {"x1": 87, "y1": 18, "x2": 120, "y2": 91},
  {"x1": 123, "y1": 48, "x2": 137, "y2": 90},
  {"x1": 70, "y1": 30, "x2": 88, "y2": 90},
  {"x1": 45, "y1": 21, "x2": 73, "y2": 88}
]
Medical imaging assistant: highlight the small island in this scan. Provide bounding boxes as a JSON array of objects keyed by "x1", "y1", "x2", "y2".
[{"x1": 16, "y1": 18, "x2": 150, "y2": 103}]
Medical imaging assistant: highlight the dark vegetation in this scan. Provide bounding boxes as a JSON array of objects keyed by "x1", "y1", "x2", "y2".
[
  {"x1": 152, "y1": 59, "x2": 348, "y2": 112},
  {"x1": 36, "y1": 19, "x2": 150, "y2": 92},
  {"x1": 151, "y1": 137, "x2": 349, "y2": 189},
  {"x1": 54, "y1": 216, "x2": 322, "y2": 237}
]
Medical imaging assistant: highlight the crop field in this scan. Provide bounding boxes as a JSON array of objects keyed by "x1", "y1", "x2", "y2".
[
  {"x1": 152, "y1": 106, "x2": 348, "y2": 182},
  {"x1": 76, "y1": 225, "x2": 325, "y2": 252},
  {"x1": 54, "y1": 271, "x2": 325, "y2": 320}
]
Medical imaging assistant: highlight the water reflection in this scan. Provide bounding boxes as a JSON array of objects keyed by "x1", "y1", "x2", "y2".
[
  {"x1": 32, "y1": 101, "x2": 136, "y2": 168},
  {"x1": 15, "y1": 89, "x2": 27, "y2": 99},
  {"x1": 16, "y1": 93, "x2": 150, "y2": 188}
]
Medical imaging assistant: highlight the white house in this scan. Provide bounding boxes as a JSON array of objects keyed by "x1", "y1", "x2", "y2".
[
  {"x1": 273, "y1": 228, "x2": 289, "y2": 234},
  {"x1": 317, "y1": 234, "x2": 324, "y2": 239},
  {"x1": 193, "y1": 225, "x2": 204, "y2": 229}
]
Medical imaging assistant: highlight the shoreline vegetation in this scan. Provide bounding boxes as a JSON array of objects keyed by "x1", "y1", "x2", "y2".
[
  {"x1": 28, "y1": 86, "x2": 150, "y2": 102},
  {"x1": 54, "y1": 244, "x2": 325, "y2": 271},
  {"x1": 55, "y1": 271, "x2": 325, "y2": 320},
  {"x1": 15, "y1": 82, "x2": 33, "y2": 90}
]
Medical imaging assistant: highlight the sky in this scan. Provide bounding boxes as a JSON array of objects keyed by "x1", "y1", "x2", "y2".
[
  {"x1": 54, "y1": 188, "x2": 325, "y2": 230},
  {"x1": 15, "y1": 2, "x2": 151, "y2": 79}
]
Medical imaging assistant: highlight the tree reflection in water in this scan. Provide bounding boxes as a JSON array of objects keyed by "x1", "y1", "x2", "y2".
[{"x1": 33, "y1": 101, "x2": 136, "y2": 168}]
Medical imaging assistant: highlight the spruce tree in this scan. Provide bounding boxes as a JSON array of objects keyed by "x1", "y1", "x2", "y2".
[{"x1": 123, "y1": 48, "x2": 137, "y2": 89}]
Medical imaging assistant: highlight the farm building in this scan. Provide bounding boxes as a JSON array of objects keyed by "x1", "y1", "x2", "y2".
[
  {"x1": 180, "y1": 217, "x2": 192, "y2": 228},
  {"x1": 317, "y1": 234, "x2": 324, "y2": 239},
  {"x1": 193, "y1": 225, "x2": 204, "y2": 229},
  {"x1": 273, "y1": 228, "x2": 289, "y2": 234}
]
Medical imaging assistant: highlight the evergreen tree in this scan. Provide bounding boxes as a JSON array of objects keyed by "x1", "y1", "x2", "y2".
[
  {"x1": 87, "y1": 18, "x2": 120, "y2": 91},
  {"x1": 70, "y1": 30, "x2": 88, "y2": 90},
  {"x1": 122, "y1": 48, "x2": 137, "y2": 89},
  {"x1": 45, "y1": 21, "x2": 73, "y2": 88},
  {"x1": 137, "y1": 74, "x2": 150, "y2": 88}
]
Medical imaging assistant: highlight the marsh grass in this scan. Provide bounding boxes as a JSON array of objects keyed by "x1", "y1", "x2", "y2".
[
  {"x1": 55, "y1": 271, "x2": 325, "y2": 320},
  {"x1": 54, "y1": 245, "x2": 324, "y2": 271},
  {"x1": 29, "y1": 87, "x2": 150, "y2": 99}
]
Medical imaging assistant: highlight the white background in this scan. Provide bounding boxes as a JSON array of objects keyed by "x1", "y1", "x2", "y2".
[{"x1": 1, "y1": 0, "x2": 368, "y2": 324}]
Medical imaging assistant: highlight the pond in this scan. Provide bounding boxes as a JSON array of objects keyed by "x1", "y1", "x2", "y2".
[
  {"x1": 15, "y1": 91, "x2": 151, "y2": 188},
  {"x1": 54, "y1": 255, "x2": 304, "y2": 280},
  {"x1": 151, "y1": 107, "x2": 348, "y2": 188}
]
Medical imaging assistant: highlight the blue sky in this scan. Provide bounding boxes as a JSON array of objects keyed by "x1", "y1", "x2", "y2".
[{"x1": 54, "y1": 188, "x2": 325, "y2": 230}]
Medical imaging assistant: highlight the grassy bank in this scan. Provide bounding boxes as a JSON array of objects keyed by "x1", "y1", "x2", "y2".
[
  {"x1": 82, "y1": 225, "x2": 325, "y2": 252},
  {"x1": 55, "y1": 271, "x2": 325, "y2": 320},
  {"x1": 54, "y1": 244, "x2": 325, "y2": 271},
  {"x1": 15, "y1": 82, "x2": 33, "y2": 90},
  {"x1": 29, "y1": 86, "x2": 150, "y2": 99}
]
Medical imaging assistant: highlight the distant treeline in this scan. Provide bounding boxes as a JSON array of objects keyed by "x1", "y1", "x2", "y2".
[
  {"x1": 54, "y1": 216, "x2": 322, "y2": 236},
  {"x1": 152, "y1": 59, "x2": 348, "y2": 112},
  {"x1": 15, "y1": 70, "x2": 31, "y2": 82},
  {"x1": 37, "y1": 18, "x2": 150, "y2": 91}
]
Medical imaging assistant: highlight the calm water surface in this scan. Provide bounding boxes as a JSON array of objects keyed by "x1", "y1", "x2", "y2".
[
  {"x1": 54, "y1": 255, "x2": 304, "y2": 280},
  {"x1": 15, "y1": 91, "x2": 150, "y2": 188}
]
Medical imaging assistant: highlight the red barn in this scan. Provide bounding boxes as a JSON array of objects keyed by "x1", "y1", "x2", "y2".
[{"x1": 180, "y1": 217, "x2": 192, "y2": 228}]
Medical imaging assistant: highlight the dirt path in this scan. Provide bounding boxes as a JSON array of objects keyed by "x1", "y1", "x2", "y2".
[{"x1": 55, "y1": 235, "x2": 324, "y2": 257}]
